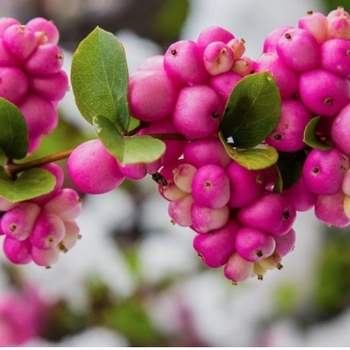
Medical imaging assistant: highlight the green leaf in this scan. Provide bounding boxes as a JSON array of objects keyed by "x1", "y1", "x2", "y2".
[
  {"x1": 219, "y1": 133, "x2": 278, "y2": 170},
  {"x1": 219, "y1": 72, "x2": 281, "y2": 149},
  {"x1": 71, "y1": 27, "x2": 129, "y2": 132},
  {"x1": 303, "y1": 116, "x2": 332, "y2": 151},
  {"x1": 0, "y1": 167, "x2": 55, "y2": 202},
  {"x1": 0, "y1": 98, "x2": 28, "y2": 159},
  {"x1": 93, "y1": 115, "x2": 165, "y2": 165}
]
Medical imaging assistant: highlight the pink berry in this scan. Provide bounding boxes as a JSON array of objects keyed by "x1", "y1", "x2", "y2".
[
  {"x1": 30, "y1": 212, "x2": 65, "y2": 250},
  {"x1": 226, "y1": 161, "x2": 266, "y2": 208},
  {"x1": 274, "y1": 228, "x2": 296, "y2": 257},
  {"x1": 191, "y1": 203, "x2": 230, "y2": 233},
  {"x1": 227, "y1": 38, "x2": 246, "y2": 59},
  {"x1": 237, "y1": 193, "x2": 296, "y2": 237},
  {"x1": 136, "y1": 54, "x2": 164, "y2": 71},
  {"x1": 197, "y1": 26, "x2": 234, "y2": 50},
  {"x1": 0, "y1": 38, "x2": 21, "y2": 66},
  {"x1": 263, "y1": 25, "x2": 293, "y2": 53},
  {"x1": 302, "y1": 148, "x2": 348, "y2": 195},
  {"x1": 31, "y1": 246, "x2": 59, "y2": 267},
  {"x1": 24, "y1": 43, "x2": 64, "y2": 75},
  {"x1": 235, "y1": 226, "x2": 276, "y2": 263},
  {"x1": 299, "y1": 68, "x2": 350, "y2": 117},
  {"x1": 193, "y1": 219, "x2": 239, "y2": 268},
  {"x1": 0, "y1": 17, "x2": 20, "y2": 37},
  {"x1": 191, "y1": 164, "x2": 230, "y2": 209},
  {"x1": 209, "y1": 71, "x2": 242, "y2": 103},
  {"x1": 3, "y1": 236, "x2": 32, "y2": 264},
  {"x1": 26, "y1": 17, "x2": 60, "y2": 44},
  {"x1": 128, "y1": 69, "x2": 180, "y2": 122},
  {"x1": 1, "y1": 202, "x2": 40, "y2": 241},
  {"x1": 59, "y1": 220, "x2": 81, "y2": 252},
  {"x1": 67, "y1": 139, "x2": 125, "y2": 195},
  {"x1": 3, "y1": 24, "x2": 37, "y2": 60},
  {"x1": 117, "y1": 162, "x2": 148, "y2": 180},
  {"x1": 202, "y1": 41, "x2": 234, "y2": 75},
  {"x1": 231, "y1": 56, "x2": 255, "y2": 76},
  {"x1": 298, "y1": 11, "x2": 329, "y2": 44},
  {"x1": 167, "y1": 194, "x2": 194, "y2": 227},
  {"x1": 327, "y1": 11, "x2": 350, "y2": 39},
  {"x1": 224, "y1": 251, "x2": 254, "y2": 285},
  {"x1": 164, "y1": 40, "x2": 208, "y2": 84},
  {"x1": 183, "y1": 138, "x2": 231, "y2": 169},
  {"x1": 173, "y1": 163, "x2": 197, "y2": 193},
  {"x1": 0, "y1": 197, "x2": 17, "y2": 211},
  {"x1": 171, "y1": 84, "x2": 224, "y2": 140},
  {"x1": 331, "y1": 103, "x2": 350, "y2": 156},
  {"x1": 0, "y1": 67, "x2": 29, "y2": 104}
]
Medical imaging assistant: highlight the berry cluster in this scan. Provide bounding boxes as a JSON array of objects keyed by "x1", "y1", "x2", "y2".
[
  {"x1": 0, "y1": 16, "x2": 68, "y2": 152},
  {"x1": 0, "y1": 163, "x2": 82, "y2": 268},
  {"x1": 116, "y1": 7, "x2": 350, "y2": 284},
  {"x1": 255, "y1": 7, "x2": 350, "y2": 228}
]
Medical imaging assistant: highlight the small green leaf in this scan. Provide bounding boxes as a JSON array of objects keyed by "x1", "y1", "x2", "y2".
[
  {"x1": 93, "y1": 115, "x2": 165, "y2": 165},
  {"x1": 71, "y1": 27, "x2": 129, "y2": 132},
  {"x1": 0, "y1": 98, "x2": 29, "y2": 159},
  {"x1": 219, "y1": 133, "x2": 278, "y2": 170},
  {"x1": 0, "y1": 167, "x2": 55, "y2": 202},
  {"x1": 303, "y1": 116, "x2": 332, "y2": 151},
  {"x1": 219, "y1": 72, "x2": 281, "y2": 149}
]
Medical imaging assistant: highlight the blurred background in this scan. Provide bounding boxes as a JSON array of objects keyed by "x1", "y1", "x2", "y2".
[{"x1": 1, "y1": 0, "x2": 350, "y2": 346}]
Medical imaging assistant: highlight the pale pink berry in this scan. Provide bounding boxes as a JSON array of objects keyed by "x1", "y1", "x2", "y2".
[
  {"x1": 31, "y1": 246, "x2": 59, "y2": 267},
  {"x1": 30, "y1": 212, "x2": 65, "y2": 250},
  {"x1": 172, "y1": 163, "x2": 197, "y2": 193},
  {"x1": 136, "y1": 54, "x2": 164, "y2": 71},
  {"x1": 224, "y1": 251, "x2": 254, "y2": 285},
  {"x1": 327, "y1": 11, "x2": 350, "y2": 39},
  {"x1": 167, "y1": 194, "x2": 194, "y2": 227},
  {"x1": 0, "y1": 197, "x2": 17, "y2": 211},
  {"x1": 67, "y1": 139, "x2": 125, "y2": 195},
  {"x1": 298, "y1": 11, "x2": 329, "y2": 44},
  {"x1": 203, "y1": 41, "x2": 234, "y2": 75},
  {"x1": 227, "y1": 38, "x2": 246, "y2": 59},
  {"x1": 59, "y1": 220, "x2": 80, "y2": 252},
  {"x1": 231, "y1": 56, "x2": 255, "y2": 76},
  {"x1": 191, "y1": 203, "x2": 230, "y2": 233}
]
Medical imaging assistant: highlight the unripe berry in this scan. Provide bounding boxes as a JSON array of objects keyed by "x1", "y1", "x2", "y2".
[
  {"x1": 1, "y1": 202, "x2": 40, "y2": 241},
  {"x1": 167, "y1": 194, "x2": 194, "y2": 227},
  {"x1": 315, "y1": 191, "x2": 350, "y2": 227},
  {"x1": 327, "y1": 11, "x2": 350, "y2": 39},
  {"x1": 227, "y1": 38, "x2": 245, "y2": 59},
  {"x1": 302, "y1": 148, "x2": 348, "y2": 195},
  {"x1": 191, "y1": 164, "x2": 230, "y2": 209},
  {"x1": 59, "y1": 220, "x2": 81, "y2": 252},
  {"x1": 0, "y1": 197, "x2": 17, "y2": 211},
  {"x1": 192, "y1": 219, "x2": 240, "y2": 268},
  {"x1": 298, "y1": 11, "x2": 329, "y2": 44},
  {"x1": 235, "y1": 226, "x2": 276, "y2": 263},
  {"x1": 258, "y1": 250, "x2": 283, "y2": 270},
  {"x1": 224, "y1": 251, "x2": 254, "y2": 285},
  {"x1": 67, "y1": 139, "x2": 125, "y2": 195},
  {"x1": 172, "y1": 84, "x2": 224, "y2": 140},
  {"x1": 3, "y1": 24, "x2": 37, "y2": 60},
  {"x1": 172, "y1": 163, "x2": 197, "y2": 193},
  {"x1": 253, "y1": 262, "x2": 267, "y2": 280},
  {"x1": 30, "y1": 212, "x2": 65, "y2": 250},
  {"x1": 254, "y1": 52, "x2": 299, "y2": 99},
  {"x1": 24, "y1": 43, "x2": 64, "y2": 75},
  {"x1": 203, "y1": 41, "x2": 234, "y2": 75},
  {"x1": 276, "y1": 28, "x2": 320, "y2": 72},
  {"x1": 320, "y1": 38, "x2": 350, "y2": 78},
  {"x1": 31, "y1": 246, "x2": 59, "y2": 267},
  {"x1": 3, "y1": 236, "x2": 32, "y2": 264},
  {"x1": 197, "y1": 26, "x2": 235, "y2": 50},
  {"x1": 128, "y1": 69, "x2": 180, "y2": 122},
  {"x1": 266, "y1": 99, "x2": 313, "y2": 152},
  {"x1": 237, "y1": 193, "x2": 296, "y2": 237},
  {"x1": 164, "y1": 40, "x2": 208, "y2": 84},
  {"x1": 230, "y1": 56, "x2": 255, "y2": 76},
  {"x1": 342, "y1": 168, "x2": 350, "y2": 195},
  {"x1": 191, "y1": 203, "x2": 229, "y2": 233},
  {"x1": 299, "y1": 69, "x2": 350, "y2": 117},
  {"x1": 226, "y1": 161, "x2": 266, "y2": 208}
]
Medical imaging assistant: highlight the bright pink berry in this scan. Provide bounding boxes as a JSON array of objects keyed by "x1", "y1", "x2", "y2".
[
  {"x1": 197, "y1": 26, "x2": 235, "y2": 50},
  {"x1": 298, "y1": 11, "x2": 329, "y2": 44},
  {"x1": 331, "y1": 103, "x2": 350, "y2": 156},
  {"x1": 3, "y1": 236, "x2": 32, "y2": 264},
  {"x1": 0, "y1": 67, "x2": 29, "y2": 104},
  {"x1": 209, "y1": 71, "x2": 242, "y2": 103},
  {"x1": 263, "y1": 25, "x2": 293, "y2": 53},
  {"x1": 274, "y1": 228, "x2": 296, "y2": 257},
  {"x1": 26, "y1": 17, "x2": 60, "y2": 44}
]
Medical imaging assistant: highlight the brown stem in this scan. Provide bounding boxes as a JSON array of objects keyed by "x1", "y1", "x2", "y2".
[{"x1": 4, "y1": 149, "x2": 74, "y2": 179}]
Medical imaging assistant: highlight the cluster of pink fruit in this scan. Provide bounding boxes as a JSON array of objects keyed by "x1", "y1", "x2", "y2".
[
  {"x1": 115, "y1": 7, "x2": 350, "y2": 284},
  {"x1": 0, "y1": 16, "x2": 68, "y2": 153},
  {"x1": 255, "y1": 7, "x2": 350, "y2": 229},
  {"x1": 0, "y1": 163, "x2": 82, "y2": 267}
]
